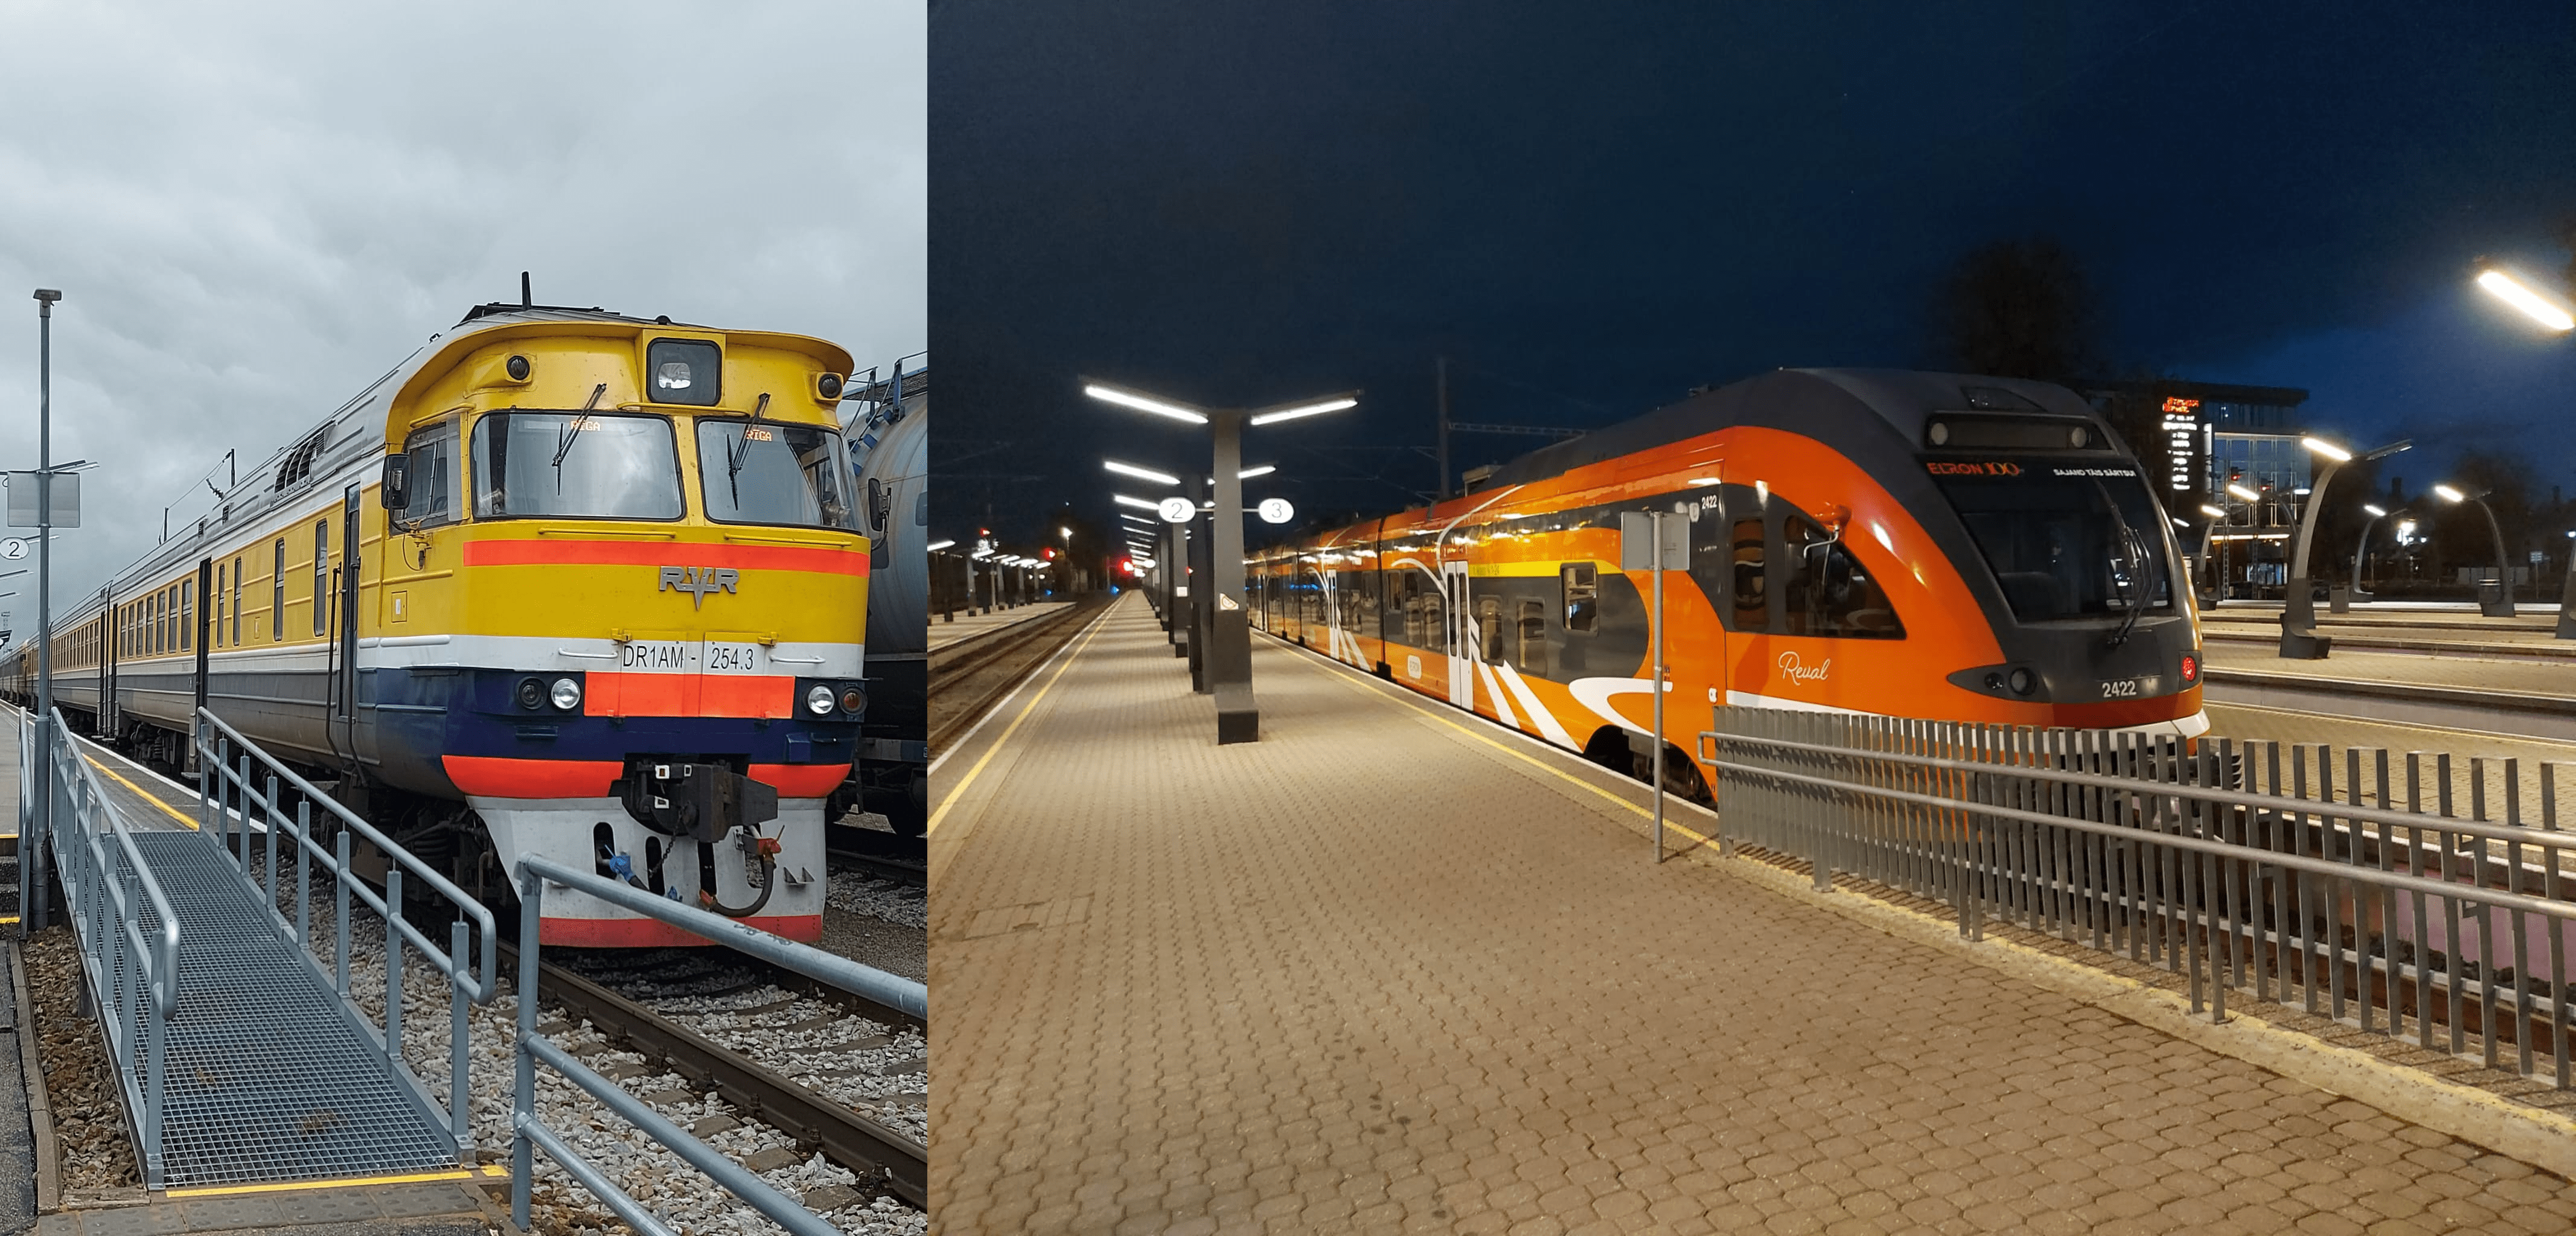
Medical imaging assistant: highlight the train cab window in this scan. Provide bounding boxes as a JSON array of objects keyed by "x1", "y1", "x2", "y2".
[
  {"x1": 398, "y1": 420, "x2": 461, "y2": 527},
  {"x1": 696, "y1": 421, "x2": 855, "y2": 530},
  {"x1": 313, "y1": 521, "x2": 329, "y2": 636},
  {"x1": 1515, "y1": 598, "x2": 1550, "y2": 677},
  {"x1": 1561, "y1": 562, "x2": 1599, "y2": 634},
  {"x1": 272, "y1": 539, "x2": 286, "y2": 642},
  {"x1": 1729, "y1": 518, "x2": 1767, "y2": 631},
  {"x1": 1778, "y1": 515, "x2": 1905, "y2": 640},
  {"x1": 1932, "y1": 467, "x2": 2172, "y2": 622},
  {"x1": 472, "y1": 410, "x2": 683, "y2": 521}
]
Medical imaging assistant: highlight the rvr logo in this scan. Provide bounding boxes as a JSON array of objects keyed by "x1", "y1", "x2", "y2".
[{"x1": 658, "y1": 566, "x2": 740, "y2": 609}]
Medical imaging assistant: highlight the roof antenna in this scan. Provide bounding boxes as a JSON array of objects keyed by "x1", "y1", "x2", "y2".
[{"x1": 520, "y1": 271, "x2": 532, "y2": 308}]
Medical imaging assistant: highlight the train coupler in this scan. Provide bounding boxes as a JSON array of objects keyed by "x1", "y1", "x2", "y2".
[{"x1": 615, "y1": 760, "x2": 779, "y2": 843}]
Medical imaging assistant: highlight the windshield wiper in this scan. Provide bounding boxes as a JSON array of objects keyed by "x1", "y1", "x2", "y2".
[
  {"x1": 2093, "y1": 479, "x2": 2155, "y2": 648},
  {"x1": 724, "y1": 393, "x2": 773, "y2": 507},
  {"x1": 550, "y1": 384, "x2": 609, "y2": 490}
]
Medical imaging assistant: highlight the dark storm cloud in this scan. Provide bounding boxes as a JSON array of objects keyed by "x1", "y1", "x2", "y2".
[
  {"x1": 0, "y1": 0, "x2": 924, "y2": 612},
  {"x1": 934, "y1": 1, "x2": 2576, "y2": 544}
]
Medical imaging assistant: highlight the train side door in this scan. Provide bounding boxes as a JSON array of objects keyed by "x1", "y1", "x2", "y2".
[
  {"x1": 99, "y1": 587, "x2": 116, "y2": 738},
  {"x1": 1443, "y1": 558, "x2": 1472, "y2": 704},
  {"x1": 337, "y1": 483, "x2": 362, "y2": 762}
]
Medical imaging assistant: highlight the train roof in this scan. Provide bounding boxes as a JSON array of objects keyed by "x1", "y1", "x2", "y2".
[
  {"x1": 97, "y1": 307, "x2": 849, "y2": 599},
  {"x1": 1481, "y1": 367, "x2": 2097, "y2": 491}
]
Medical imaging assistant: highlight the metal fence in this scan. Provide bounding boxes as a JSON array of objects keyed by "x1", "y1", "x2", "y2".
[
  {"x1": 191, "y1": 707, "x2": 498, "y2": 1159},
  {"x1": 1699, "y1": 707, "x2": 2576, "y2": 1088},
  {"x1": 31, "y1": 709, "x2": 182, "y2": 1179},
  {"x1": 511, "y1": 853, "x2": 929, "y2": 1236}
]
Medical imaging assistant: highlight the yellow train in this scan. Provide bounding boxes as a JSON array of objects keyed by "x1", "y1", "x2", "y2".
[{"x1": 2, "y1": 299, "x2": 872, "y2": 945}]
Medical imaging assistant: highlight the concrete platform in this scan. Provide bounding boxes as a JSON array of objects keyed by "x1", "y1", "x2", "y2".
[
  {"x1": 929, "y1": 600, "x2": 1075, "y2": 651},
  {"x1": 31, "y1": 1171, "x2": 508, "y2": 1235},
  {"x1": 931, "y1": 592, "x2": 2576, "y2": 1235}
]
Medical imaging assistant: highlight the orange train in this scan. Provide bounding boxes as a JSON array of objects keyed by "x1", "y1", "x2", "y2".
[{"x1": 1247, "y1": 368, "x2": 2207, "y2": 795}]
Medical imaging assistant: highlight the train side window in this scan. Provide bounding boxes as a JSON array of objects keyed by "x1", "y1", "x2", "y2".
[
  {"x1": 1561, "y1": 562, "x2": 1599, "y2": 634},
  {"x1": 214, "y1": 565, "x2": 225, "y2": 648},
  {"x1": 1778, "y1": 514, "x2": 1905, "y2": 640},
  {"x1": 273, "y1": 539, "x2": 286, "y2": 642},
  {"x1": 231, "y1": 556, "x2": 243, "y2": 645},
  {"x1": 182, "y1": 581, "x2": 193, "y2": 652},
  {"x1": 399, "y1": 419, "x2": 460, "y2": 527},
  {"x1": 1730, "y1": 518, "x2": 1767, "y2": 631},
  {"x1": 1476, "y1": 596, "x2": 1501, "y2": 662},
  {"x1": 1515, "y1": 598, "x2": 1549, "y2": 677},
  {"x1": 312, "y1": 521, "x2": 328, "y2": 636}
]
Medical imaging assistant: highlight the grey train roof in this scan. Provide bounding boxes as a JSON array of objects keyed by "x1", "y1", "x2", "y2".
[
  {"x1": 102, "y1": 307, "x2": 688, "y2": 595},
  {"x1": 1482, "y1": 368, "x2": 2100, "y2": 491}
]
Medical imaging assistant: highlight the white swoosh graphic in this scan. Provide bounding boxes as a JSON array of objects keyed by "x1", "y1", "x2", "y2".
[{"x1": 1495, "y1": 664, "x2": 1574, "y2": 748}]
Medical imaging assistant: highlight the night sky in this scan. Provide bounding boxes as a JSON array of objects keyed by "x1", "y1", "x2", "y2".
[{"x1": 934, "y1": 2, "x2": 2576, "y2": 557}]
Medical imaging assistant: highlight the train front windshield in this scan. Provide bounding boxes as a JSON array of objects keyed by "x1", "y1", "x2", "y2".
[{"x1": 1932, "y1": 462, "x2": 2173, "y2": 622}]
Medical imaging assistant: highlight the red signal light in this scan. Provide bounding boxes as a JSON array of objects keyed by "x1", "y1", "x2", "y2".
[{"x1": 2179, "y1": 653, "x2": 2199, "y2": 684}]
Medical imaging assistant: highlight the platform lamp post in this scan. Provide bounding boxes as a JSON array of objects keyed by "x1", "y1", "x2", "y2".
[
  {"x1": 26, "y1": 288, "x2": 60, "y2": 933},
  {"x1": 2193, "y1": 483, "x2": 2264, "y2": 608},
  {"x1": 2346, "y1": 506, "x2": 2409, "y2": 606},
  {"x1": 2280, "y1": 435, "x2": 2411, "y2": 658},
  {"x1": 1085, "y1": 379, "x2": 1359, "y2": 744},
  {"x1": 2433, "y1": 484, "x2": 2518, "y2": 618},
  {"x1": 2473, "y1": 267, "x2": 2576, "y2": 634}
]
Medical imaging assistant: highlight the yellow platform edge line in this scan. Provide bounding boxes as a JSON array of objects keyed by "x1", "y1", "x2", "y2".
[
  {"x1": 925, "y1": 605, "x2": 1117, "y2": 835},
  {"x1": 84, "y1": 756, "x2": 201, "y2": 831},
  {"x1": 164, "y1": 1164, "x2": 508, "y2": 1198}
]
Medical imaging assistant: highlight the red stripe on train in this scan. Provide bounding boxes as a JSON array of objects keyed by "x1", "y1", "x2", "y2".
[
  {"x1": 443, "y1": 756, "x2": 621, "y2": 798},
  {"x1": 459, "y1": 538, "x2": 866, "y2": 575}
]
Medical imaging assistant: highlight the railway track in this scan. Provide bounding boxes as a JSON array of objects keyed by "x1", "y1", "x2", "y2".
[
  {"x1": 504, "y1": 940, "x2": 929, "y2": 1210},
  {"x1": 928, "y1": 597, "x2": 1107, "y2": 752}
]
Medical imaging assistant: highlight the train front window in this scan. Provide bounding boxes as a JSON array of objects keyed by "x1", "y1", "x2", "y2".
[
  {"x1": 695, "y1": 421, "x2": 856, "y2": 530},
  {"x1": 1933, "y1": 464, "x2": 2172, "y2": 622},
  {"x1": 472, "y1": 411, "x2": 683, "y2": 521}
]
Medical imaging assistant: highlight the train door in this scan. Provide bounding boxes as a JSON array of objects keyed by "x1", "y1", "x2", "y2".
[
  {"x1": 98, "y1": 587, "x2": 115, "y2": 738},
  {"x1": 1443, "y1": 558, "x2": 1472, "y2": 705},
  {"x1": 333, "y1": 483, "x2": 362, "y2": 765},
  {"x1": 188, "y1": 559, "x2": 211, "y2": 772}
]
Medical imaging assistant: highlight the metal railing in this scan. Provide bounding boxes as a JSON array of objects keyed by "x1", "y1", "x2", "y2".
[
  {"x1": 513, "y1": 853, "x2": 929, "y2": 1236},
  {"x1": 34, "y1": 709, "x2": 182, "y2": 1180},
  {"x1": 1701, "y1": 707, "x2": 2576, "y2": 1088},
  {"x1": 191, "y1": 707, "x2": 498, "y2": 1159}
]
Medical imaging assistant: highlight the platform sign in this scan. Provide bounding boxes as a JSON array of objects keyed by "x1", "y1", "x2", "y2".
[
  {"x1": 1157, "y1": 496, "x2": 1196, "y2": 523},
  {"x1": 1617, "y1": 511, "x2": 1689, "y2": 570},
  {"x1": 0, "y1": 539, "x2": 24, "y2": 560},
  {"x1": 1257, "y1": 497, "x2": 1295, "y2": 525},
  {"x1": 5, "y1": 473, "x2": 76, "y2": 528}
]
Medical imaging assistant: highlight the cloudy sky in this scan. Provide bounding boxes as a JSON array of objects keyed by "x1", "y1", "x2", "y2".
[
  {"x1": 0, "y1": 1, "x2": 925, "y2": 625},
  {"x1": 935, "y1": 1, "x2": 2576, "y2": 547}
]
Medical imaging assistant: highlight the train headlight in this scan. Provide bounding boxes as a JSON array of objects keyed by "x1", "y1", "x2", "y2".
[
  {"x1": 2068, "y1": 425, "x2": 2090, "y2": 448},
  {"x1": 2006, "y1": 667, "x2": 2037, "y2": 696},
  {"x1": 1928, "y1": 421, "x2": 1950, "y2": 446},
  {"x1": 805, "y1": 684, "x2": 837, "y2": 716},
  {"x1": 549, "y1": 677, "x2": 583, "y2": 711},
  {"x1": 505, "y1": 354, "x2": 531, "y2": 381},
  {"x1": 644, "y1": 338, "x2": 721, "y2": 406},
  {"x1": 837, "y1": 685, "x2": 866, "y2": 714},
  {"x1": 514, "y1": 677, "x2": 546, "y2": 710},
  {"x1": 817, "y1": 372, "x2": 843, "y2": 400}
]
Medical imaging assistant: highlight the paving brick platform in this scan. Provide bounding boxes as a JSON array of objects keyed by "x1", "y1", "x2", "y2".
[{"x1": 930, "y1": 593, "x2": 2576, "y2": 1235}]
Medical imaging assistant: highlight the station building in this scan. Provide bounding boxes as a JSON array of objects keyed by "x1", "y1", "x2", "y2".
[{"x1": 2079, "y1": 377, "x2": 2313, "y2": 597}]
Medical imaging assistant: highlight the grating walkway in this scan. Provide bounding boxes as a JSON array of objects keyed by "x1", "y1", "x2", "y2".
[{"x1": 126, "y1": 829, "x2": 453, "y2": 1188}]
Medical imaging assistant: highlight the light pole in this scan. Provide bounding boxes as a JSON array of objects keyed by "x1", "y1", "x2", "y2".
[
  {"x1": 2473, "y1": 266, "x2": 2576, "y2": 634},
  {"x1": 2345, "y1": 505, "x2": 2409, "y2": 608},
  {"x1": 2434, "y1": 484, "x2": 2516, "y2": 617},
  {"x1": 2280, "y1": 435, "x2": 2410, "y2": 658},
  {"x1": 2194, "y1": 483, "x2": 2263, "y2": 607},
  {"x1": 28, "y1": 288, "x2": 57, "y2": 932},
  {"x1": 1085, "y1": 380, "x2": 1358, "y2": 743}
]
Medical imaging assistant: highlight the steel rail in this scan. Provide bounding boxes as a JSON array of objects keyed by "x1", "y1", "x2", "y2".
[
  {"x1": 928, "y1": 599, "x2": 1105, "y2": 752},
  {"x1": 499, "y1": 939, "x2": 927, "y2": 1208}
]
